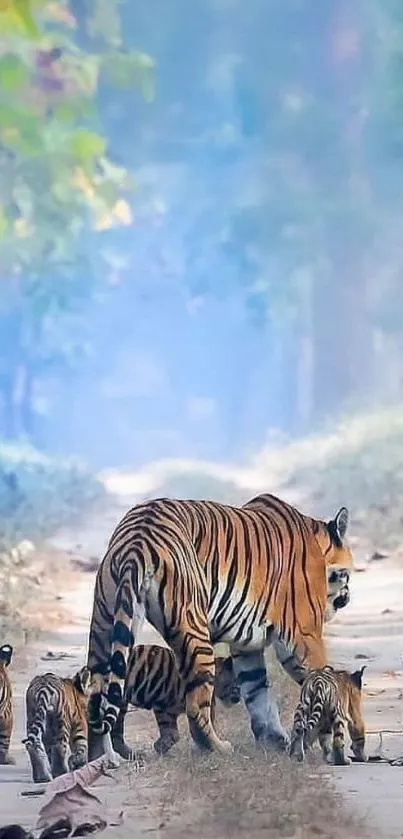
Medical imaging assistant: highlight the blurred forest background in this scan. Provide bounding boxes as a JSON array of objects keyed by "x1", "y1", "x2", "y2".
[{"x1": 1, "y1": 0, "x2": 403, "y2": 566}]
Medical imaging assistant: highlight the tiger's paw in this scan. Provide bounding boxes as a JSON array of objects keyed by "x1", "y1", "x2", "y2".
[
  {"x1": 112, "y1": 736, "x2": 141, "y2": 762},
  {"x1": 288, "y1": 736, "x2": 305, "y2": 763},
  {"x1": 154, "y1": 732, "x2": 180, "y2": 756},
  {"x1": 216, "y1": 739, "x2": 233, "y2": 756},
  {"x1": 332, "y1": 749, "x2": 351, "y2": 766},
  {"x1": 68, "y1": 753, "x2": 87, "y2": 772},
  {"x1": 351, "y1": 751, "x2": 368, "y2": 763}
]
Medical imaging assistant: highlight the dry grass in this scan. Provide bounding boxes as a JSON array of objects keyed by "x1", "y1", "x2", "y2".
[
  {"x1": 106, "y1": 654, "x2": 367, "y2": 839},
  {"x1": 142, "y1": 725, "x2": 352, "y2": 839}
]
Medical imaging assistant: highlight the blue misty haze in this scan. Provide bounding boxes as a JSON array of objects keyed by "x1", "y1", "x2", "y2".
[{"x1": 42, "y1": 286, "x2": 281, "y2": 469}]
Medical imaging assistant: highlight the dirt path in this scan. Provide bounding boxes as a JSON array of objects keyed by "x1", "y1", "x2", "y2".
[
  {"x1": 327, "y1": 557, "x2": 403, "y2": 838},
  {"x1": 1, "y1": 497, "x2": 403, "y2": 836}
]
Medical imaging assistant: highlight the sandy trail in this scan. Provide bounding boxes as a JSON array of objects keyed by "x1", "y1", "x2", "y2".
[
  {"x1": 327, "y1": 558, "x2": 403, "y2": 838},
  {"x1": 1, "y1": 496, "x2": 403, "y2": 836}
]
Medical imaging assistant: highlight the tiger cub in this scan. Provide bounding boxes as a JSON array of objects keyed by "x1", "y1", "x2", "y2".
[
  {"x1": 0, "y1": 644, "x2": 14, "y2": 765},
  {"x1": 111, "y1": 645, "x2": 241, "y2": 758},
  {"x1": 23, "y1": 666, "x2": 91, "y2": 783},
  {"x1": 289, "y1": 664, "x2": 367, "y2": 765}
]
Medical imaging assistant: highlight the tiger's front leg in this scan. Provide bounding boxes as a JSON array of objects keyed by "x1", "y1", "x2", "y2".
[
  {"x1": 348, "y1": 716, "x2": 367, "y2": 763},
  {"x1": 231, "y1": 649, "x2": 289, "y2": 751},
  {"x1": 169, "y1": 621, "x2": 232, "y2": 755},
  {"x1": 332, "y1": 716, "x2": 351, "y2": 766},
  {"x1": 153, "y1": 709, "x2": 181, "y2": 755},
  {"x1": 51, "y1": 737, "x2": 69, "y2": 777}
]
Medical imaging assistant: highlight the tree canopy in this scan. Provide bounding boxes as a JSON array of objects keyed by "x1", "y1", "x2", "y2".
[
  {"x1": 0, "y1": 0, "x2": 152, "y2": 437},
  {"x1": 1, "y1": 0, "x2": 403, "y2": 453}
]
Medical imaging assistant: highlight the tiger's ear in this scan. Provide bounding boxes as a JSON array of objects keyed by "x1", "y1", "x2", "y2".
[
  {"x1": 73, "y1": 667, "x2": 91, "y2": 694},
  {"x1": 327, "y1": 507, "x2": 349, "y2": 545},
  {"x1": 350, "y1": 665, "x2": 366, "y2": 690},
  {"x1": 0, "y1": 644, "x2": 13, "y2": 667}
]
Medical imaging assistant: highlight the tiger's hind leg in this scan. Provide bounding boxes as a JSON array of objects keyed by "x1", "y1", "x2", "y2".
[
  {"x1": 232, "y1": 650, "x2": 289, "y2": 752},
  {"x1": 318, "y1": 726, "x2": 333, "y2": 763},
  {"x1": 153, "y1": 709, "x2": 181, "y2": 755},
  {"x1": 348, "y1": 706, "x2": 367, "y2": 762},
  {"x1": 50, "y1": 715, "x2": 70, "y2": 777},
  {"x1": 51, "y1": 740, "x2": 69, "y2": 777},
  {"x1": 332, "y1": 716, "x2": 351, "y2": 766},
  {"x1": 289, "y1": 702, "x2": 306, "y2": 762},
  {"x1": 169, "y1": 626, "x2": 232, "y2": 755},
  {"x1": 23, "y1": 714, "x2": 52, "y2": 782}
]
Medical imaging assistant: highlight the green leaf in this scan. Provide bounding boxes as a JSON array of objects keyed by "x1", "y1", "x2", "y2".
[
  {"x1": 52, "y1": 101, "x2": 80, "y2": 124},
  {"x1": 0, "y1": 0, "x2": 44, "y2": 39},
  {"x1": 69, "y1": 129, "x2": 106, "y2": 161},
  {"x1": 14, "y1": 0, "x2": 40, "y2": 37},
  {"x1": 0, "y1": 104, "x2": 43, "y2": 154},
  {"x1": 0, "y1": 55, "x2": 27, "y2": 91}
]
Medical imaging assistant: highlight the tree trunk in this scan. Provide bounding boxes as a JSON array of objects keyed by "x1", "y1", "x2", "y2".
[{"x1": 312, "y1": 253, "x2": 374, "y2": 423}]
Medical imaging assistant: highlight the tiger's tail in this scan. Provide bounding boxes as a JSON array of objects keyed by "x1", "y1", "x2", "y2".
[
  {"x1": 89, "y1": 558, "x2": 148, "y2": 738},
  {"x1": 305, "y1": 695, "x2": 324, "y2": 732}
]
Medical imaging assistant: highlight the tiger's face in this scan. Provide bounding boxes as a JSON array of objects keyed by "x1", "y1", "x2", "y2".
[
  {"x1": 215, "y1": 656, "x2": 241, "y2": 706},
  {"x1": 325, "y1": 566, "x2": 350, "y2": 622},
  {"x1": 320, "y1": 507, "x2": 353, "y2": 622},
  {"x1": 72, "y1": 666, "x2": 92, "y2": 708}
]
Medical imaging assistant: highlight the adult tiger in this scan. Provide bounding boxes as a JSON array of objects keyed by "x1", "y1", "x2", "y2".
[{"x1": 86, "y1": 493, "x2": 353, "y2": 756}]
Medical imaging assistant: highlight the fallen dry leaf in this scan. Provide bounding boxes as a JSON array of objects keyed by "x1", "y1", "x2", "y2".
[
  {"x1": 36, "y1": 757, "x2": 115, "y2": 836},
  {"x1": 365, "y1": 689, "x2": 386, "y2": 697},
  {"x1": 40, "y1": 652, "x2": 73, "y2": 662},
  {"x1": 36, "y1": 784, "x2": 105, "y2": 834},
  {"x1": 46, "y1": 758, "x2": 107, "y2": 794}
]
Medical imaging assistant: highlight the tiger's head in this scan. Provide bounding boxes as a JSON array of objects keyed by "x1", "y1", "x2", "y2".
[
  {"x1": 325, "y1": 507, "x2": 353, "y2": 570},
  {"x1": 314, "y1": 507, "x2": 353, "y2": 622},
  {"x1": 348, "y1": 664, "x2": 366, "y2": 692},
  {"x1": 0, "y1": 644, "x2": 13, "y2": 669},
  {"x1": 72, "y1": 666, "x2": 92, "y2": 698},
  {"x1": 214, "y1": 656, "x2": 241, "y2": 706}
]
